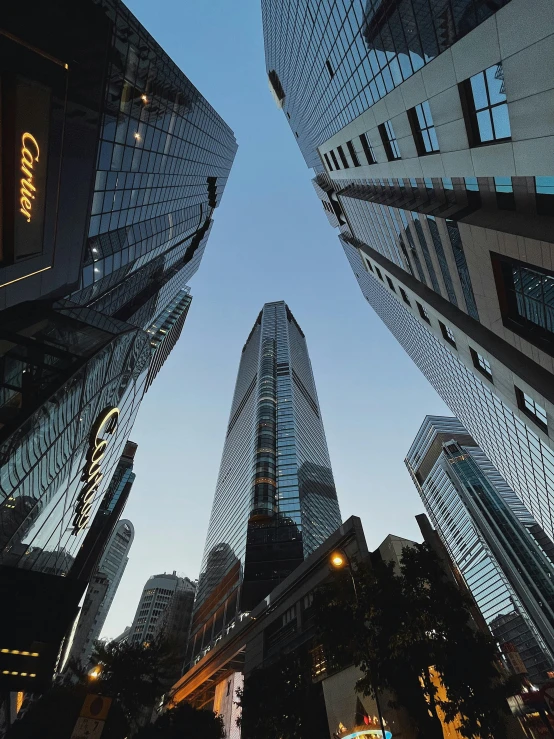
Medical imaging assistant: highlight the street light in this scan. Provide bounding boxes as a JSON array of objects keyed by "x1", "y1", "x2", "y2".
[
  {"x1": 88, "y1": 666, "x2": 101, "y2": 680},
  {"x1": 329, "y1": 548, "x2": 387, "y2": 739}
]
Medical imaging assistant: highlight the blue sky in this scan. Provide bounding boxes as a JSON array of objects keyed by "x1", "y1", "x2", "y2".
[{"x1": 101, "y1": 1, "x2": 449, "y2": 639}]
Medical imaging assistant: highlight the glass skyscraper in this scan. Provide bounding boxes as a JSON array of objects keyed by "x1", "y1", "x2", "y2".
[
  {"x1": 189, "y1": 301, "x2": 341, "y2": 664},
  {"x1": 262, "y1": 0, "x2": 554, "y2": 543},
  {"x1": 406, "y1": 416, "x2": 554, "y2": 684},
  {"x1": 0, "y1": 0, "x2": 236, "y2": 691}
]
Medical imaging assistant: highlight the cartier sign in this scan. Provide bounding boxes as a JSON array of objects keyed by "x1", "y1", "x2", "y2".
[
  {"x1": 72, "y1": 407, "x2": 120, "y2": 534},
  {"x1": 19, "y1": 133, "x2": 40, "y2": 222}
]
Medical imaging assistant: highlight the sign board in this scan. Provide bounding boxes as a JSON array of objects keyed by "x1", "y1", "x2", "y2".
[
  {"x1": 72, "y1": 407, "x2": 119, "y2": 534},
  {"x1": 80, "y1": 694, "x2": 112, "y2": 721},
  {"x1": 13, "y1": 76, "x2": 51, "y2": 261},
  {"x1": 70, "y1": 717, "x2": 105, "y2": 739}
]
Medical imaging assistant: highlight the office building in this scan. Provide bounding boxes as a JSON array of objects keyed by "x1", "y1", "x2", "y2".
[
  {"x1": 262, "y1": 0, "x2": 554, "y2": 545},
  {"x1": 406, "y1": 416, "x2": 554, "y2": 684},
  {"x1": 66, "y1": 519, "x2": 134, "y2": 668},
  {"x1": 130, "y1": 572, "x2": 193, "y2": 645},
  {"x1": 152, "y1": 577, "x2": 196, "y2": 688},
  {"x1": 0, "y1": 0, "x2": 236, "y2": 691},
  {"x1": 188, "y1": 301, "x2": 342, "y2": 665}
]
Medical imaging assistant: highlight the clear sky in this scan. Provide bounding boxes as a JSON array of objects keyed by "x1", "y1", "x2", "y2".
[{"x1": 101, "y1": 0, "x2": 450, "y2": 639}]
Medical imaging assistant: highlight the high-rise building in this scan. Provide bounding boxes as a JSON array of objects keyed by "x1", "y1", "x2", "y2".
[
  {"x1": 406, "y1": 416, "x2": 554, "y2": 684},
  {"x1": 189, "y1": 301, "x2": 342, "y2": 665},
  {"x1": 0, "y1": 0, "x2": 237, "y2": 691},
  {"x1": 130, "y1": 572, "x2": 194, "y2": 646},
  {"x1": 66, "y1": 519, "x2": 134, "y2": 668},
  {"x1": 152, "y1": 577, "x2": 196, "y2": 688},
  {"x1": 261, "y1": 0, "x2": 554, "y2": 545}
]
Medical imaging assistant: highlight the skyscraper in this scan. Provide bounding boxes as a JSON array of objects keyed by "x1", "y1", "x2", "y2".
[
  {"x1": 406, "y1": 416, "x2": 554, "y2": 684},
  {"x1": 0, "y1": 0, "x2": 236, "y2": 691},
  {"x1": 261, "y1": 0, "x2": 554, "y2": 543},
  {"x1": 65, "y1": 519, "x2": 134, "y2": 668},
  {"x1": 189, "y1": 301, "x2": 341, "y2": 664},
  {"x1": 130, "y1": 572, "x2": 194, "y2": 646}
]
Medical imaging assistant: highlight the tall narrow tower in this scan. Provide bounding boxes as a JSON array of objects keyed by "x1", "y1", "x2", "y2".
[{"x1": 189, "y1": 301, "x2": 341, "y2": 664}]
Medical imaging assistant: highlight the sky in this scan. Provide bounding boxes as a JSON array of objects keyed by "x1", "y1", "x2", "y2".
[{"x1": 101, "y1": 0, "x2": 450, "y2": 639}]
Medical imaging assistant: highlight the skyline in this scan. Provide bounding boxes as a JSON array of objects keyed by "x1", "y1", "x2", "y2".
[{"x1": 100, "y1": 0, "x2": 449, "y2": 639}]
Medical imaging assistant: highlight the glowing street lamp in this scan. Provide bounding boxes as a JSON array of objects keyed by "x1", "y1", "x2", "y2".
[
  {"x1": 88, "y1": 666, "x2": 101, "y2": 680},
  {"x1": 331, "y1": 552, "x2": 346, "y2": 568}
]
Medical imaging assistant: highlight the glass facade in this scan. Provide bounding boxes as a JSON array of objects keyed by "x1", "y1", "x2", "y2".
[
  {"x1": 0, "y1": 0, "x2": 236, "y2": 690},
  {"x1": 343, "y1": 238, "x2": 554, "y2": 543},
  {"x1": 189, "y1": 302, "x2": 341, "y2": 663},
  {"x1": 0, "y1": 0, "x2": 236, "y2": 581},
  {"x1": 406, "y1": 416, "x2": 554, "y2": 684},
  {"x1": 262, "y1": 0, "x2": 510, "y2": 168}
]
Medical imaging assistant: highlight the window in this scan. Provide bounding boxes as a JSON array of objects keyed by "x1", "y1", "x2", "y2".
[
  {"x1": 326, "y1": 59, "x2": 334, "y2": 79},
  {"x1": 346, "y1": 140, "x2": 360, "y2": 167},
  {"x1": 439, "y1": 321, "x2": 457, "y2": 348},
  {"x1": 515, "y1": 387, "x2": 548, "y2": 432},
  {"x1": 462, "y1": 63, "x2": 511, "y2": 145},
  {"x1": 386, "y1": 275, "x2": 396, "y2": 292},
  {"x1": 379, "y1": 120, "x2": 401, "y2": 160},
  {"x1": 494, "y1": 177, "x2": 515, "y2": 211},
  {"x1": 323, "y1": 152, "x2": 333, "y2": 171},
  {"x1": 337, "y1": 145, "x2": 349, "y2": 168},
  {"x1": 399, "y1": 287, "x2": 411, "y2": 306},
  {"x1": 330, "y1": 150, "x2": 340, "y2": 169},
  {"x1": 409, "y1": 101, "x2": 439, "y2": 154},
  {"x1": 535, "y1": 177, "x2": 554, "y2": 216},
  {"x1": 268, "y1": 70, "x2": 285, "y2": 104},
  {"x1": 492, "y1": 253, "x2": 554, "y2": 354},
  {"x1": 364, "y1": 258, "x2": 374, "y2": 273},
  {"x1": 283, "y1": 605, "x2": 296, "y2": 625},
  {"x1": 470, "y1": 347, "x2": 493, "y2": 380},
  {"x1": 375, "y1": 266, "x2": 383, "y2": 281},
  {"x1": 417, "y1": 302, "x2": 431, "y2": 324},
  {"x1": 359, "y1": 133, "x2": 376, "y2": 165}
]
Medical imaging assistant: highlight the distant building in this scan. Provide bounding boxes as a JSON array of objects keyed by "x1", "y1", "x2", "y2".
[
  {"x1": 406, "y1": 416, "x2": 554, "y2": 684},
  {"x1": 113, "y1": 626, "x2": 131, "y2": 644},
  {"x1": 152, "y1": 577, "x2": 196, "y2": 688},
  {"x1": 66, "y1": 519, "x2": 134, "y2": 668},
  {"x1": 189, "y1": 301, "x2": 342, "y2": 666},
  {"x1": 130, "y1": 572, "x2": 190, "y2": 645}
]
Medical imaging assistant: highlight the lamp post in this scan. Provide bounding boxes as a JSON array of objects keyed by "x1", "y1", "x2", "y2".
[{"x1": 330, "y1": 549, "x2": 388, "y2": 739}]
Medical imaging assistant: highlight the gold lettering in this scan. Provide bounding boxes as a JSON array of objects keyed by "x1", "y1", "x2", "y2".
[
  {"x1": 22, "y1": 133, "x2": 39, "y2": 160},
  {"x1": 72, "y1": 407, "x2": 120, "y2": 534},
  {"x1": 19, "y1": 133, "x2": 40, "y2": 224}
]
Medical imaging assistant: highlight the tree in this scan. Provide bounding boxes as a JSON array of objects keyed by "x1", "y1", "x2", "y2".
[
  {"x1": 89, "y1": 638, "x2": 170, "y2": 729},
  {"x1": 135, "y1": 702, "x2": 224, "y2": 739},
  {"x1": 313, "y1": 543, "x2": 521, "y2": 739},
  {"x1": 236, "y1": 646, "x2": 328, "y2": 739},
  {"x1": 6, "y1": 639, "x2": 170, "y2": 739}
]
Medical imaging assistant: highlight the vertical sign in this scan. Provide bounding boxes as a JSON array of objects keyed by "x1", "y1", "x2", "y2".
[{"x1": 12, "y1": 76, "x2": 51, "y2": 260}]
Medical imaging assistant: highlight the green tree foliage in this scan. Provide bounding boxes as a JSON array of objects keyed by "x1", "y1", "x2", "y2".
[
  {"x1": 135, "y1": 702, "x2": 225, "y2": 739},
  {"x1": 236, "y1": 646, "x2": 328, "y2": 739},
  {"x1": 313, "y1": 543, "x2": 521, "y2": 739}
]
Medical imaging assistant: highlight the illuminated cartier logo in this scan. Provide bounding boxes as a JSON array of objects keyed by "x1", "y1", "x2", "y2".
[
  {"x1": 72, "y1": 406, "x2": 120, "y2": 534},
  {"x1": 19, "y1": 133, "x2": 40, "y2": 223}
]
